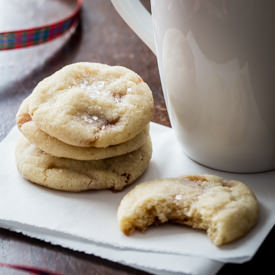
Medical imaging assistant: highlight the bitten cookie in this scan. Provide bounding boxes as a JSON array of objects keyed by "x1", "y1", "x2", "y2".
[
  {"x1": 117, "y1": 175, "x2": 259, "y2": 246},
  {"x1": 26, "y1": 62, "x2": 154, "y2": 147},
  {"x1": 15, "y1": 135, "x2": 152, "y2": 192}
]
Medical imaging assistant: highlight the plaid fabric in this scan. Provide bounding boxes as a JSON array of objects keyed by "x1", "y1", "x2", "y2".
[{"x1": 0, "y1": 0, "x2": 82, "y2": 50}]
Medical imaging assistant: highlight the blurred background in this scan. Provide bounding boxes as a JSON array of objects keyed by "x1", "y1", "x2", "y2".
[{"x1": 0, "y1": 0, "x2": 168, "y2": 142}]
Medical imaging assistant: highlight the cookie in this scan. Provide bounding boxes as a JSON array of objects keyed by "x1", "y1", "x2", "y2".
[
  {"x1": 26, "y1": 62, "x2": 154, "y2": 147},
  {"x1": 21, "y1": 120, "x2": 149, "y2": 160},
  {"x1": 117, "y1": 175, "x2": 259, "y2": 246},
  {"x1": 17, "y1": 98, "x2": 149, "y2": 160},
  {"x1": 15, "y1": 135, "x2": 152, "y2": 192}
]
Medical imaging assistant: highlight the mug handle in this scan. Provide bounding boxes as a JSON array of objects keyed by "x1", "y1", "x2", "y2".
[{"x1": 111, "y1": 0, "x2": 156, "y2": 54}]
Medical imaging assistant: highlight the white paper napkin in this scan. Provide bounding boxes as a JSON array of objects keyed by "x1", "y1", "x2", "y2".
[
  {"x1": 0, "y1": 123, "x2": 274, "y2": 271},
  {"x1": 0, "y1": 220, "x2": 223, "y2": 275}
]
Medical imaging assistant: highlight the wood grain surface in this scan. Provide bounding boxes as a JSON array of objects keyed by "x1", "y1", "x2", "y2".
[{"x1": 0, "y1": 1, "x2": 274, "y2": 274}]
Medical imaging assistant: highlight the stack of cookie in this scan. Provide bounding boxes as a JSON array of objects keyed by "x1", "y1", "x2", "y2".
[{"x1": 15, "y1": 62, "x2": 154, "y2": 192}]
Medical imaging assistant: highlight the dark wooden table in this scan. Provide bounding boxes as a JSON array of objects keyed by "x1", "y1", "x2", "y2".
[{"x1": 0, "y1": 1, "x2": 274, "y2": 274}]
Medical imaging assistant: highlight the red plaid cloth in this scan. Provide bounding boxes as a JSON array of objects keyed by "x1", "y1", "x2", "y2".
[{"x1": 0, "y1": 0, "x2": 82, "y2": 50}]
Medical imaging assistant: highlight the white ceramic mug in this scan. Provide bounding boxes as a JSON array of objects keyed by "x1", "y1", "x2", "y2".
[{"x1": 111, "y1": 0, "x2": 275, "y2": 173}]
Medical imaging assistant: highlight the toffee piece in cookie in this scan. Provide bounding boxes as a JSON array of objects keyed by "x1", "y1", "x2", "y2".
[
  {"x1": 26, "y1": 62, "x2": 154, "y2": 148},
  {"x1": 117, "y1": 175, "x2": 259, "y2": 246}
]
